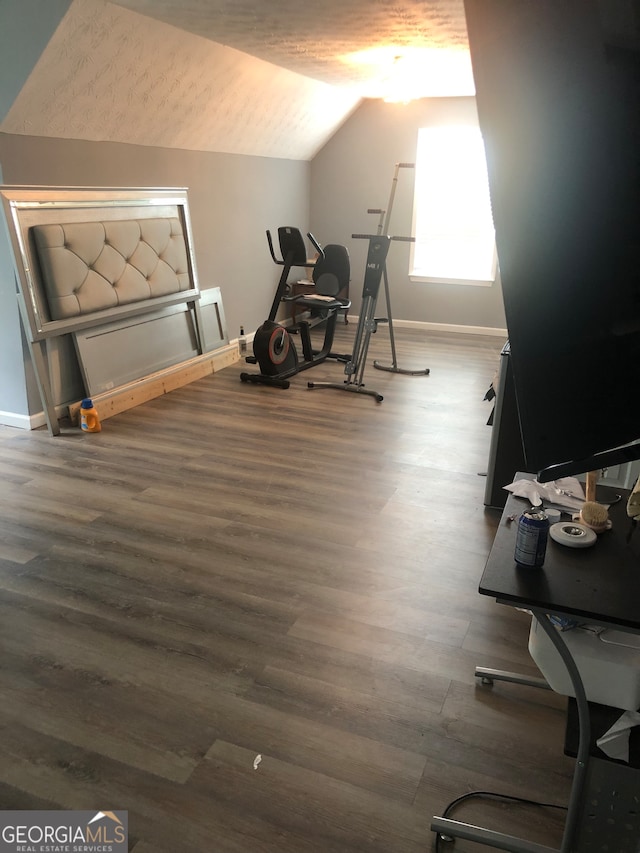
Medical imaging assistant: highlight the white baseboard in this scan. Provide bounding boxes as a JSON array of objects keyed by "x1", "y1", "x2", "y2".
[
  {"x1": 0, "y1": 409, "x2": 47, "y2": 430},
  {"x1": 349, "y1": 316, "x2": 507, "y2": 337},
  {"x1": 240, "y1": 318, "x2": 506, "y2": 338}
]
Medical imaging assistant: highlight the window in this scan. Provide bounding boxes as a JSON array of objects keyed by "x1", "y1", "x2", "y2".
[{"x1": 410, "y1": 125, "x2": 497, "y2": 285}]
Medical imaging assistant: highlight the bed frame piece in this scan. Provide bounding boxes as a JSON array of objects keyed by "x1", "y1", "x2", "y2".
[{"x1": 0, "y1": 186, "x2": 227, "y2": 435}]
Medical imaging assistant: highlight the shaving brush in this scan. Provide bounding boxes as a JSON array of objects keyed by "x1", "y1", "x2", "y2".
[
  {"x1": 580, "y1": 500, "x2": 610, "y2": 533},
  {"x1": 581, "y1": 469, "x2": 610, "y2": 532}
]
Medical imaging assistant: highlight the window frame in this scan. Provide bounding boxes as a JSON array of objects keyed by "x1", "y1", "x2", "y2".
[{"x1": 409, "y1": 124, "x2": 497, "y2": 287}]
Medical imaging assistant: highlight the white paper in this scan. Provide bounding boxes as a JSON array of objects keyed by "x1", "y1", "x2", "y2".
[{"x1": 596, "y1": 710, "x2": 640, "y2": 762}]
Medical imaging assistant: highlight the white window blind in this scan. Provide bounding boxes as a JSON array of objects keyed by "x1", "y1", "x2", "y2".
[{"x1": 411, "y1": 125, "x2": 497, "y2": 285}]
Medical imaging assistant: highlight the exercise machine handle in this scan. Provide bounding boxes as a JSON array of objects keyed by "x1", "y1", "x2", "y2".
[
  {"x1": 307, "y1": 232, "x2": 325, "y2": 261},
  {"x1": 266, "y1": 229, "x2": 325, "y2": 265},
  {"x1": 266, "y1": 229, "x2": 281, "y2": 265}
]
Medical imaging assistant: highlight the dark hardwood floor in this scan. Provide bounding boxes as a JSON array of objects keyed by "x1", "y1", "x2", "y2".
[{"x1": 0, "y1": 324, "x2": 573, "y2": 852}]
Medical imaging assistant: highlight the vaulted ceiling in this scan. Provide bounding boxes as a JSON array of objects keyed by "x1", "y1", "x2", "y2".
[
  {"x1": 1, "y1": 0, "x2": 474, "y2": 160},
  {"x1": 110, "y1": 0, "x2": 473, "y2": 97}
]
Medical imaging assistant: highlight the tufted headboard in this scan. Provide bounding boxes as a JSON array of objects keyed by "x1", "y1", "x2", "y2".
[
  {"x1": 1, "y1": 186, "x2": 229, "y2": 437},
  {"x1": 33, "y1": 217, "x2": 191, "y2": 321}
]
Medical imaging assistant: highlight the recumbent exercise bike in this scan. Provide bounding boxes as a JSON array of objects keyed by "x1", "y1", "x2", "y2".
[{"x1": 240, "y1": 227, "x2": 351, "y2": 389}]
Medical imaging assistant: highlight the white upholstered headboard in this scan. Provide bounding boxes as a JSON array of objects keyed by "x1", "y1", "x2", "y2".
[{"x1": 33, "y1": 217, "x2": 191, "y2": 320}]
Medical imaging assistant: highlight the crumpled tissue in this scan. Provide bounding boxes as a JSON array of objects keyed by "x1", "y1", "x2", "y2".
[
  {"x1": 503, "y1": 477, "x2": 586, "y2": 513},
  {"x1": 596, "y1": 710, "x2": 640, "y2": 762}
]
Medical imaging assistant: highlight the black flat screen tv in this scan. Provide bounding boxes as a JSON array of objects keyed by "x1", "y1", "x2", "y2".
[{"x1": 464, "y1": 0, "x2": 640, "y2": 482}]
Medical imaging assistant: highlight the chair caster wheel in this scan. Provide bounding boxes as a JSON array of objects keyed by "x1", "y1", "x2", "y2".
[
  {"x1": 438, "y1": 834, "x2": 455, "y2": 843},
  {"x1": 480, "y1": 676, "x2": 494, "y2": 686}
]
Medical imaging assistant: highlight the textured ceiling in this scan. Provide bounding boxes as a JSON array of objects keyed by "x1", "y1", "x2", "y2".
[
  {"x1": 109, "y1": 0, "x2": 474, "y2": 97},
  {"x1": 1, "y1": 0, "x2": 474, "y2": 161},
  {"x1": 1, "y1": 0, "x2": 363, "y2": 160}
]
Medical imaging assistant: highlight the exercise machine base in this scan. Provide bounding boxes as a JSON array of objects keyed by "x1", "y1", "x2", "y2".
[
  {"x1": 307, "y1": 380, "x2": 383, "y2": 403},
  {"x1": 373, "y1": 360, "x2": 430, "y2": 376}
]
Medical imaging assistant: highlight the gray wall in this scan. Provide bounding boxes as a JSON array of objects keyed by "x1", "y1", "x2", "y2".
[
  {"x1": 311, "y1": 97, "x2": 506, "y2": 330},
  {"x1": 0, "y1": 133, "x2": 310, "y2": 413},
  {"x1": 0, "y1": 0, "x2": 72, "y2": 418},
  {"x1": 0, "y1": 162, "x2": 29, "y2": 417}
]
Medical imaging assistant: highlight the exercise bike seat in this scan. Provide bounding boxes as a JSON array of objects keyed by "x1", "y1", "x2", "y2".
[{"x1": 289, "y1": 243, "x2": 351, "y2": 319}]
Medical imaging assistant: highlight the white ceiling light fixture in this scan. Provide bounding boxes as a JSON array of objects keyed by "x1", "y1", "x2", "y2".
[{"x1": 343, "y1": 46, "x2": 476, "y2": 102}]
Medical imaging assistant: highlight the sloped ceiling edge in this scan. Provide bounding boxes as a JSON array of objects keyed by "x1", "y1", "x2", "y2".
[{"x1": 0, "y1": 0, "x2": 362, "y2": 161}]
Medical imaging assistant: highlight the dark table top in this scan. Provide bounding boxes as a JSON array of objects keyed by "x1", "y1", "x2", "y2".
[{"x1": 479, "y1": 474, "x2": 640, "y2": 632}]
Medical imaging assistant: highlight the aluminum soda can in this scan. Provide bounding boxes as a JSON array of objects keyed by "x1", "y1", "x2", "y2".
[{"x1": 514, "y1": 508, "x2": 549, "y2": 567}]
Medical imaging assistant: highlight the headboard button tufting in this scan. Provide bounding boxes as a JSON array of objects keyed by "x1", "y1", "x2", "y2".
[{"x1": 33, "y1": 217, "x2": 190, "y2": 320}]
